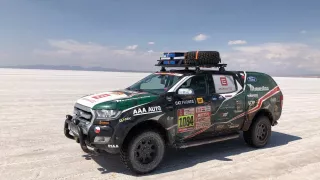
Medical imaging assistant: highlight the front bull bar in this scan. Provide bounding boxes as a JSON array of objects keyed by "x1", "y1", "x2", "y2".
[{"x1": 64, "y1": 115, "x2": 96, "y2": 154}]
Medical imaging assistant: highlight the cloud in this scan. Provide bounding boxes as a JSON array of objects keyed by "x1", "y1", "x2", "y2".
[
  {"x1": 148, "y1": 42, "x2": 155, "y2": 45},
  {"x1": 3, "y1": 39, "x2": 320, "y2": 75},
  {"x1": 32, "y1": 39, "x2": 159, "y2": 71},
  {"x1": 193, "y1": 34, "x2": 208, "y2": 41},
  {"x1": 222, "y1": 42, "x2": 320, "y2": 74},
  {"x1": 300, "y1": 30, "x2": 307, "y2": 34},
  {"x1": 125, "y1": 45, "x2": 138, "y2": 50},
  {"x1": 228, "y1": 40, "x2": 247, "y2": 45}
]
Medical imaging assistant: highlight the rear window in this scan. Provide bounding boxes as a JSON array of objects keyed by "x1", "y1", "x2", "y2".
[{"x1": 212, "y1": 74, "x2": 237, "y2": 94}]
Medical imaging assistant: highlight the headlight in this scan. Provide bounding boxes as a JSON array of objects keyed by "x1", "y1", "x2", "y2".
[{"x1": 95, "y1": 109, "x2": 121, "y2": 120}]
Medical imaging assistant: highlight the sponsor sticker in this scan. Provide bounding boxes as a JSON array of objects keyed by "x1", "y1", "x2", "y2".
[
  {"x1": 133, "y1": 106, "x2": 162, "y2": 116},
  {"x1": 196, "y1": 105, "x2": 211, "y2": 113},
  {"x1": 247, "y1": 94, "x2": 259, "y2": 98},
  {"x1": 195, "y1": 106, "x2": 211, "y2": 130},
  {"x1": 218, "y1": 87, "x2": 233, "y2": 91},
  {"x1": 177, "y1": 108, "x2": 195, "y2": 133},
  {"x1": 108, "y1": 144, "x2": 119, "y2": 148},
  {"x1": 247, "y1": 84, "x2": 269, "y2": 91},
  {"x1": 195, "y1": 116, "x2": 211, "y2": 129},
  {"x1": 247, "y1": 76, "x2": 257, "y2": 82},
  {"x1": 220, "y1": 76, "x2": 228, "y2": 86},
  {"x1": 234, "y1": 100, "x2": 243, "y2": 113},
  {"x1": 197, "y1": 97, "x2": 204, "y2": 104},
  {"x1": 248, "y1": 100, "x2": 256, "y2": 107},
  {"x1": 219, "y1": 112, "x2": 229, "y2": 120},
  {"x1": 228, "y1": 123, "x2": 240, "y2": 128},
  {"x1": 183, "y1": 107, "x2": 195, "y2": 115},
  {"x1": 216, "y1": 124, "x2": 225, "y2": 130},
  {"x1": 175, "y1": 99, "x2": 195, "y2": 105},
  {"x1": 119, "y1": 117, "x2": 132, "y2": 122},
  {"x1": 92, "y1": 94, "x2": 110, "y2": 99},
  {"x1": 221, "y1": 112, "x2": 228, "y2": 117}
]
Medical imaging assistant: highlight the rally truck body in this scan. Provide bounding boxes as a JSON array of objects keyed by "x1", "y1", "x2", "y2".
[{"x1": 64, "y1": 51, "x2": 283, "y2": 174}]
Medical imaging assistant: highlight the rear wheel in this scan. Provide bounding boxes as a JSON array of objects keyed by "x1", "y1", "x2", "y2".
[
  {"x1": 243, "y1": 115, "x2": 271, "y2": 148},
  {"x1": 120, "y1": 131, "x2": 165, "y2": 174}
]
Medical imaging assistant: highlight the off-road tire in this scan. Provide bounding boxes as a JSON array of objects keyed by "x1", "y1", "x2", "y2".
[
  {"x1": 184, "y1": 51, "x2": 221, "y2": 65},
  {"x1": 243, "y1": 115, "x2": 271, "y2": 148},
  {"x1": 120, "y1": 131, "x2": 165, "y2": 174}
]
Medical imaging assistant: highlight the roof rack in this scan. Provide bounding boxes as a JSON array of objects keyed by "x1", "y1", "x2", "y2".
[{"x1": 155, "y1": 56, "x2": 227, "y2": 72}]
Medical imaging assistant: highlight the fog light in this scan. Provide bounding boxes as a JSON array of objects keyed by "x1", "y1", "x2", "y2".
[
  {"x1": 94, "y1": 136, "x2": 110, "y2": 143},
  {"x1": 94, "y1": 126, "x2": 100, "y2": 134}
]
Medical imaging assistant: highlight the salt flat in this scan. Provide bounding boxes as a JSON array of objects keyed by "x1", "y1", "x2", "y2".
[{"x1": 1, "y1": 68, "x2": 320, "y2": 180}]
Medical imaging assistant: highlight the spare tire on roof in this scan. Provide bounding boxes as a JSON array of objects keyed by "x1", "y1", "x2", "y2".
[{"x1": 184, "y1": 51, "x2": 221, "y2": 65}]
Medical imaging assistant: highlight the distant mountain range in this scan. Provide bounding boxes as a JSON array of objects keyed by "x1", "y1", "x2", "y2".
[
  {"x1": 0, "y1": 65, "x2": 319, "y2": 78},
  {"x1": 0, "y1": 65, "x2": 152, "y2": 73}
]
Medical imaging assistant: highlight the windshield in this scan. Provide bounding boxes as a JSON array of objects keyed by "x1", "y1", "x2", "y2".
[{"x1": 126, "y1": 72, "x2": 184, "y2": 94}]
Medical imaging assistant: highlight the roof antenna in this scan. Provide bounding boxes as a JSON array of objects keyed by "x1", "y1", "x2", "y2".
[{"x1": 160, "y1": 66, "x2": 166, "y2": 72}]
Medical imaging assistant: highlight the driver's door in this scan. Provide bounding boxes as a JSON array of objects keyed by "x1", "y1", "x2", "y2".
[{"x1": 173, "y1": 74, "x2": 213, "y2": 141}]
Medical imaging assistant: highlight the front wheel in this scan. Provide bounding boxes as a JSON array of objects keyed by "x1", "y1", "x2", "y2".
[
  {"x1": 243, "y1": 115, "x2": 271, "y2": 148},
  {"x1": 120, "y1": 131, "x2": 165, "y2": 174}
]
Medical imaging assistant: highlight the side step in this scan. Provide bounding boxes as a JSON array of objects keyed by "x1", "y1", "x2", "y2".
[{"x1": 176, "y1": 133, "x2": 240, "y2": 149}]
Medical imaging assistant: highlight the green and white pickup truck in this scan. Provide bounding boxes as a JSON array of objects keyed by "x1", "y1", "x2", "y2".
[{"x1": 64, "y1": 51, "x2": 284, "y2": 174}]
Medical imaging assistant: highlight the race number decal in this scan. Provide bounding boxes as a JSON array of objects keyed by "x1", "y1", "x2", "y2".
[
  {"x1": 178, "y1": 115, "x2": 194, "y2": 128},
  {"x1": 177, "y1": 108, "x2": 195, "y2": 133}
]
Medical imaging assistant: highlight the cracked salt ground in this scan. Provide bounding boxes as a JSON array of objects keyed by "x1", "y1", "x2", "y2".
[{"x1": 1, "y1": 68, "x2": 320, "y2": 180}]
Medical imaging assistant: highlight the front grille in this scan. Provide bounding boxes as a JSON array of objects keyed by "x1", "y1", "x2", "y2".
[{"x1": 74, "y1": 103, "x2": 93, "y2": 122}]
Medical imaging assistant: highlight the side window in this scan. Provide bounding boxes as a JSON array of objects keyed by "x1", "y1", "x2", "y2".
[
  {"x1": 179, "y1": 75, "x2": 207, "y2": 95},
  {"x1": 212, "y1": 74, "x2": 236, "y2": 94}
]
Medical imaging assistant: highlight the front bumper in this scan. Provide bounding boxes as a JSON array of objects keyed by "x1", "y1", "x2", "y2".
[{"x1": 63, "y1": 115, "x2": 120, "y2": 154}]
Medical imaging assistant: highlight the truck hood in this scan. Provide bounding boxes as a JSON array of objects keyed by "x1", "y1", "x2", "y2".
[{"x1": 76, "y1": 89, "x2": 159, "y2": 109}]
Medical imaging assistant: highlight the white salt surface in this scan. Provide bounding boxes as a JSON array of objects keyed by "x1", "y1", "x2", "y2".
[{"x1": 1, "y1": 68, "x2": 320, "y2": 180}]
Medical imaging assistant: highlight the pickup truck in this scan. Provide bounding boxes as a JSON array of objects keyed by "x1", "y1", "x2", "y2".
[{"x1": 63, "y1": 51, "x2": 284, "y2": 174}]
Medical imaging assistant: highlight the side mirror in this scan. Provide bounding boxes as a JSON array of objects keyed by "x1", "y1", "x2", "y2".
[{"x1": 177, "y1": 88, "x2": 194, "y2": 95}]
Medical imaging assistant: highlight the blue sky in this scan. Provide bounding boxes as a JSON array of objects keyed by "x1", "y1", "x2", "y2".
[{"x1": 0, "y1": 0, "x2": 320, "y2": 75}]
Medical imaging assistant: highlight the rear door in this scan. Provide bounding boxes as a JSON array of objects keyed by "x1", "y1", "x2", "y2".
[{"x1": 208, "y1": 72, "x2": 246, "y2": 134}]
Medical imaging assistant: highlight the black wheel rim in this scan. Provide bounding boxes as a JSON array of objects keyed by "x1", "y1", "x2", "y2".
[
  {"x1": 134, "y1": 137, "x2": 158, "y2": 164},
  {"x1": 256, "y1": 123, "x2": 268, "y2": 142}
]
